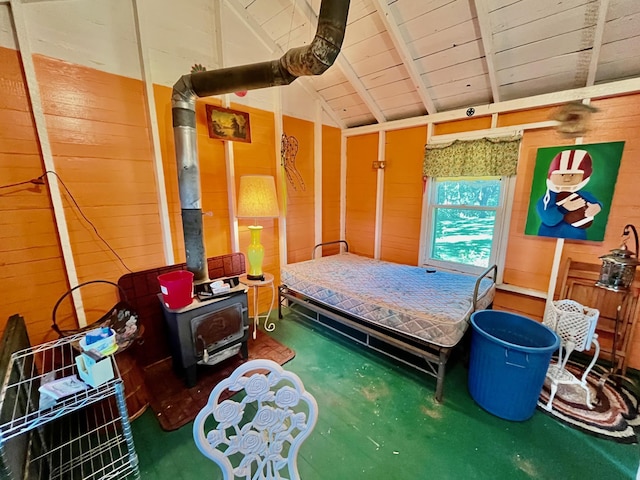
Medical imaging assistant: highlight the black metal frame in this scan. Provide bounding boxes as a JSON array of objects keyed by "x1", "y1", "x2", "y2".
[{"x1": 278, "y1": 243, "x2": 497, "y2": 402}]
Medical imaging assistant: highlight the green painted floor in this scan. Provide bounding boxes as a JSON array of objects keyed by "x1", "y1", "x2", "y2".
[{"x1": 132, "y1": 309, "x2": 639, "y2": 479}]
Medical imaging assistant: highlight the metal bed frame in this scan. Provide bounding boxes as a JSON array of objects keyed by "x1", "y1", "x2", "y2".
[{"x1": 278, "y1": 241, "x2": 497, "y2": 402}]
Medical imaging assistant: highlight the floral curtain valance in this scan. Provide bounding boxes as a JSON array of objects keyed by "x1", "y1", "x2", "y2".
[{"x1": 423, "y1": 135, "x2": 522, "y2": 177}]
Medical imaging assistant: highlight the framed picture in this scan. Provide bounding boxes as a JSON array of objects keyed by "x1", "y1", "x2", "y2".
[
  {"x1": 205, "y1": 105, "x2": 251, "y2": 143},
  {"x1": 524, "y1": 141, "x2": 625, "y2": 241}
]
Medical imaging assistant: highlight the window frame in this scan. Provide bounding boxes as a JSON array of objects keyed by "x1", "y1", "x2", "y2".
[{"x1": 421, "y1": 175, "x2": 516, "y2": 279}]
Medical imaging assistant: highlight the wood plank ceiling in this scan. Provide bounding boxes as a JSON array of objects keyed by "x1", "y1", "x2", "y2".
[{"x1": 236, "y1": 0, "x2": 640, "y2": 128}]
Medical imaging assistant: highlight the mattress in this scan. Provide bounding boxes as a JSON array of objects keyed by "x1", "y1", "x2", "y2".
[{"x1": 281, "y1": 253, "x2": 495, "y2": 348}]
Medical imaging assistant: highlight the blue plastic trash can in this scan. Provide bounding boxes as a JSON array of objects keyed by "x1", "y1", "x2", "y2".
[{"x1": 468, "y1": 310, "x2": 560, "y2": 421}]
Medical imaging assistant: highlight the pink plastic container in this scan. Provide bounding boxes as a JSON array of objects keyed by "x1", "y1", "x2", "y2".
[{"x1": 158, "y1": 270, "x2": 194, "y2": 309}]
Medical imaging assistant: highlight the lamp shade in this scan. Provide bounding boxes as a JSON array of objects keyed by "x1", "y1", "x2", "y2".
[{"x1": 237, "y1": 175, "x2": 279, "y2": 219}]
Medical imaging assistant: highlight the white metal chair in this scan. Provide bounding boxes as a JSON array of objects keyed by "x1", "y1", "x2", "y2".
[
  {"x1": 193, "y1": 359, "x2": 318, "y2": 480},
  {"x1": 542, "y1": 299, "x2": 600, "y2": 411}
]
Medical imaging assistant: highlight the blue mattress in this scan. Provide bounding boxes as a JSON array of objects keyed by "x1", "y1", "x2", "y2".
[{"x1": 281, "y1": 253, "x2": 495, "y2": 348}]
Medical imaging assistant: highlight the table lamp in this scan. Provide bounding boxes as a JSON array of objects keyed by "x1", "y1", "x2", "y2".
[{"x1": 236, "y1": 175, "x2": 279, "y2": 280}]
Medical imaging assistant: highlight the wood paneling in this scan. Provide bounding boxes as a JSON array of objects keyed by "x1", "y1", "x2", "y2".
[
  {"x1": 283, "y1": 116, "x2": 314, "y2": 264},
  {"x1": 153, "y1": 92, "x2": 281, "y2": 317},
  {"x1": 493, "y1": 290, "x2": 545, "y2": 321},
  {"x1": 2, "y1": 36, "x2": 640, "y2": 380},
  {"x1": 380, "y1": 126, "x2": 426, "y2": 265},
  {"x1": 343, "y1": 93, "x2": 640, "y2": 370},
  {"x1": 33, "y1": 54, "x2": 165, "y2": 327},
  {"x1": 501, "y1": 128, "x2": 573, "y2": 291},
  {"x1": 233, "y1": 105, "x2": 279, "y2": 316},
  {"x1": 563, "y1": 94, "x2": 640, "y2": 368},
  {"x1": 147, "y1": 88, "x2": 271, "y2": 315},
  {"x1": 195, "y1": 98, "x2": 232, "y2": 258},
  {"x1": 497, "y1": 106, "x2": 556, "y2": 127},
  {"x1": 154, "y1": 85, "x2": 232, "y2": 262},
  {"x1": 321, "y1": 125, "x2": 342, "y2": 256},
  {"x1": 153, "y1": 84, "x2": 185, "y2": 262},
  {"x1": 0, "y1": 47, "x2": 70, "y2": 343},
  {"x1": 433, "y1": 116, "x2": 492, "y2": 135},
  {"x1": 500, "y1": 94, "x2": 640, "y2": 367},
  {"x1": 345, "y1": 133, "x2": 377, "y2": 257}
]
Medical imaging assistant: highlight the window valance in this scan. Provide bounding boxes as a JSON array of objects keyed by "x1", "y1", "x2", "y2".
[{"x1": 423, "y1": 135, "x2": 522, "y2": 177}]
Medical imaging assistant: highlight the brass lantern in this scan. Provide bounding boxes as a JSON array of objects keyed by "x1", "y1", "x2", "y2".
[{"x1": 596, "y1": 224, "x2": 639, "y2": 292}]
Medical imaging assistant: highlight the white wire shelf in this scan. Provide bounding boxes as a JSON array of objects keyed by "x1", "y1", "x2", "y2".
[{"x1": 0, "y1": 333, "x2": 139, "y2": 479}]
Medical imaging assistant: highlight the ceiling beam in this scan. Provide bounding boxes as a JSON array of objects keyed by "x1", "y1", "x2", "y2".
[
  {"x1": 372, "y1": 0, "x2": 437, "y2": 114},
  {"x1": 586, "y1": 0, "x2": 610, "y2": 87},
  {"x1": 292, "y1": 0, "x2": 386, "y2": 123},
  {"x1": 226, "y1": 0, "x2": 346, "y2": 128},
  {"x1": 344, "y1": 77, "x2": 640, "y2": 136},
  {"x1": 335, "y1": 53, "x2": 386, "y2": 123},
  {"x1": 473, "y1": 0, "x2": 500, "y2": 102}
]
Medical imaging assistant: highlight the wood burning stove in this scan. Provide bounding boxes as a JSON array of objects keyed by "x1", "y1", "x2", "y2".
[{"x1": 159, "y1": 287, "x2": 249, "y2": 387}]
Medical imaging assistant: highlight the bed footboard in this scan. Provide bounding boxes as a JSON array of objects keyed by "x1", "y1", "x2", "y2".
[
  {"x1": 279, "y1": 285, "x2": 452, "y2": 402},
  {"x1": 473, "y1": 264, "x2": 497, "y2": 311}
]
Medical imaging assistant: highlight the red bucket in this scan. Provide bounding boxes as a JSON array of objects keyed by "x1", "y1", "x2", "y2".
[{"x1": 158, "y1": 270, "x2": 194, "y2": 309}]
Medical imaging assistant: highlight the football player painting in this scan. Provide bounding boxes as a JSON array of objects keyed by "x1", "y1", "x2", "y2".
[{"x1": 536, "y1": 149, "x2": 602, "y2": 240}]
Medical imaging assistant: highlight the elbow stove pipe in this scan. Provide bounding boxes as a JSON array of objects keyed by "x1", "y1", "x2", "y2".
[{"x1": 171, "y1": 0, "x2": 350, "y2": 282}]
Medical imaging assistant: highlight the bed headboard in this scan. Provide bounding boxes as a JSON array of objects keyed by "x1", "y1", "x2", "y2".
[
  {"x1": 313, "y1": 240, "x2": 349, "y2": 259},
  {"x1": 0, "y1": 314, "x2": 32, "y2": 479}
]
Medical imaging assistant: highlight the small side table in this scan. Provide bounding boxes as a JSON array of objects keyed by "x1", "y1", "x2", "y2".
[{"x1": 239, "y1": 273, "x2": 276, "y2": 339}]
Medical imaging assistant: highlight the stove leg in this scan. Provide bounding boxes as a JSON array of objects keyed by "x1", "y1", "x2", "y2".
[
  {"x1": 184, "y1": 365, "x2": 197, "y2": 388},
  {"x1": 240, "y1": 341, "x2": 248, "y2": 359}
]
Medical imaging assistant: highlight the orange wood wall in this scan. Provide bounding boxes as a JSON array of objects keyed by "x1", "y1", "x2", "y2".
[
  {"x1": 34, "y1": 55, "x2": 166, "y2": 329},
  {"x1": 233, "y1": 106, "x2": 279, "y2": 315},
  {"x1": 154, "y1": 84, "x2": 186, "y2": 262},
  {"x1": 4, "y1": 44, "x2": 640, "y2": 368},
  {"x1": 326, "y1": 94, "x2": 640, "y2": 369},
  {"x1": 380, "y1": 126, "x2": 427, "y2": 264},
  {"x1": 345, "y1": 133, "x2": 378, "y2": 257},
  {"x1": 153, "y1": 84, "x2": 231, "y2": 263},
  {"x1": 154, "y1": 86, "x2": 281, "y2": 316},
  {"x1": 502, "y1": 128, "x2": 574, "y2": 292},
  {"x1": 1, "y1": 43, "x2": 284, "y2": 339},
  {"x1": 283, "y1": 116, "x2": 315, "y2": 264},
  {"x1": 433, "y1": 116, "x2": 492, "y2": 135},
  {"x1": 497, "y1": 106, "x2": 556, "y2": 127},
  {"x1": 494, "y1": 94, "x2": 640, "y2": 344},
  {"x1": 321, "y1": 125, "x2": 342, "y2": 256},
  {"x1": 1, "y1": 47, "x2": 168, "y2": 343},
  {"x1": 0, "y1": 47, "x2": 70, "y2": 342}
]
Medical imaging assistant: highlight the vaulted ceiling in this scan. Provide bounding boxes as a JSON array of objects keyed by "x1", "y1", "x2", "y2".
[{"x1": 235, "y1": 0, "x2": 640, "y2": 128}]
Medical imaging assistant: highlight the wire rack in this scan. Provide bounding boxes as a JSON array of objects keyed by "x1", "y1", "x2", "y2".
[{"x1": 0, "y1": 333, "x2": 139, "y2": 479}]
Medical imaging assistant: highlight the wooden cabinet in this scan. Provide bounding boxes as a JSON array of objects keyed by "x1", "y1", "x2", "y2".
[{"x1": 558, "y1": 259, "x2": 640, "y2": 375}]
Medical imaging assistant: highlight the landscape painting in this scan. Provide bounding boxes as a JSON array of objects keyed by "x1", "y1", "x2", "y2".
[{"x1": 206, "y1": 105, "x2": 251, "y2": 143}]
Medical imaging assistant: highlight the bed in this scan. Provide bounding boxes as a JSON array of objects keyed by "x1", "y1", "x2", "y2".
[{"x1": 278, "y1": 241, "x2": 497, "y2": 401}]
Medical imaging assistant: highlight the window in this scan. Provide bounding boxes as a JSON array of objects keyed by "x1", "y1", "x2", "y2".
[{"x1": 422, "y1": 176, "x2": 514, "y2": 274}]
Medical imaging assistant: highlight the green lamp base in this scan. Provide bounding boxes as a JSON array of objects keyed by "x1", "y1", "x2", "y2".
[{"x1": 246, "y1": 225, "x2": 265, "y2": 280}]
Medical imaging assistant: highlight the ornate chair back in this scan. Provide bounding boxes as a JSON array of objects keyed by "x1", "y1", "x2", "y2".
[{"x1": 193, "y1": 359, "x2": 318, "y2": 479}]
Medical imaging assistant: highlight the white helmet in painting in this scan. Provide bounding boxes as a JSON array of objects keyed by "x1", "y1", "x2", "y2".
[{"x1": 546, "y1": 149, "x2": 593, "y2": 193}]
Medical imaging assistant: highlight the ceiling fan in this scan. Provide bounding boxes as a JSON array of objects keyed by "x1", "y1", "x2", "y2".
[{"x1": 551, "y1": 101, "x2": 599, "y2": 138}]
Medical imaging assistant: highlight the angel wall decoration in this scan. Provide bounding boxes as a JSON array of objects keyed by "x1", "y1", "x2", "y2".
[{"x1": 281, "y1": 133, "x2": 305, "y2": 191}]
